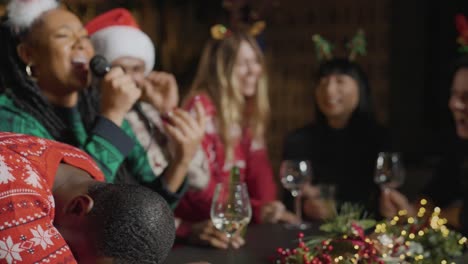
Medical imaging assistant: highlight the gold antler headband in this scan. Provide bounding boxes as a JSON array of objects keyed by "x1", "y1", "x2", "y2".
[
  {"x1": 210, "y1": 21, "x2": 266, "y2": 40},
  {"x1": 248, "y1": 21, "x2": 266, "y2": 36},
  {"x1": 211, "y1": 24, "x2": 232, "y2": 40}
]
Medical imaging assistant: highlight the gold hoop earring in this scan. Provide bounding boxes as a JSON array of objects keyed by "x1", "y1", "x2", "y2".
[{"x1": 25, "y1": 64, "x2": 37, "y2": 81}]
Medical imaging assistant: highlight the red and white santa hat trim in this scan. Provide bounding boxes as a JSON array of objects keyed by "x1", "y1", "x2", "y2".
[
  {"x1": 7, "y1": 0, "x2": 58, "y2": 32},
  {"x1": 86, "y1": 8, "x2": 155, "y2": 75}
]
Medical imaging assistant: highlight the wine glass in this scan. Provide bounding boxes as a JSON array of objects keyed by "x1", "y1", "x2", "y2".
[
  {"x1": 374, "y1": 152, "x2": 405, "y2": 190},
  {"x1": 211, "y1": 182, "x2": 252, "y2": 244},
  {"x1": 280, "y1": 160, "x2": 312, "y2": 230}
]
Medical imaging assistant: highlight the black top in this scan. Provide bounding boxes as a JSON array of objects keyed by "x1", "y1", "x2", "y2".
[
  {"x1": 423, "y1": 137, "x2": 468, "y2": 235},
  {"x1": 282, "y1": 115, "x2": 390, "y2": 215},
  {"x1": 461, "y1": 192, "x2": 468, "y2": 236},
  {"x1": 422, "y1": 139, "x2": 468, "y2": 208}
]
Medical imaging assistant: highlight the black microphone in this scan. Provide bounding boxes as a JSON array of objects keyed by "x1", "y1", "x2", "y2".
[{"x1": 90, "y1": 55, "x2": 111, "y2": 77}]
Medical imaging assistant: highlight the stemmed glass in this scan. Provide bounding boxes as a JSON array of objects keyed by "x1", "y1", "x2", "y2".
[
  {"x1": 211, "y1": 182, "x2": 252, "y2": 245},
  {"x1": 280, "y1": 160, "x2": 312, "y2": 230},
  {"x1": 374, "y1": 152, "x2": 405, "y2": 190}
]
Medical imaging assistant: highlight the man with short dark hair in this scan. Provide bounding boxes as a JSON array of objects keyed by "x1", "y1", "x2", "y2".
[{"x1": 0, "y1": 132, "x2": 175, "y2": 264}]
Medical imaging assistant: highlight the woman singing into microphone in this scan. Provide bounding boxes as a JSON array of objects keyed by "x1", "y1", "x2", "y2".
[{"x1": 0, "y1": 0, "x2": 200, "y2": 207}]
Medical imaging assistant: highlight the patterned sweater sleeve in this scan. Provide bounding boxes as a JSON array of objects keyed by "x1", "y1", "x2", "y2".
[
  {"x1": 120, "y1": 120, "x2": 187, "y2": 209},
  {"x1": 83, "y1": 115, "x2": 134, "y2": 180},
  {"x1": 0, "y1": 96, "x2": 185, "y2": 208},
  {"x1": 0, "y1": 134, "x2": 78, "y2": 264},
  {"x1": 0, "y1": 97, "x2": 55, "y2": 140},
  {"x1": 86, "y1": 115, "x2": 187, "y2": 208},
  {"x1": 0, "y1": 95, "x2": 129, "y2": 180}
]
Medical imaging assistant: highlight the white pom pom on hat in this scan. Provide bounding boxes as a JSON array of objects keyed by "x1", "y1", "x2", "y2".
[
  {"x1": 85, "y1": 8, "x2": 155, "y2": 76},
  {"x1": 7, "y1": 0, "x2": 58, "y2": 32}
]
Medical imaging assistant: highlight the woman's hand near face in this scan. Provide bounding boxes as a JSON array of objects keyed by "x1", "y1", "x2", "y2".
[
  {"x1": 165, "y1": 102, "x2": 206, "y2": 165},
  {"x1": 188, "y1": 220, "x2": 245, "y2": 249},
  {"x1": 100, "y1": 67, "x2": 141, "y2": 126},
  {"x1": 161, "y1": 102, "x2": 207, "y2": 192},
  {"x1": 138, "y1": 71, "x2": 179, "y2": 114}
]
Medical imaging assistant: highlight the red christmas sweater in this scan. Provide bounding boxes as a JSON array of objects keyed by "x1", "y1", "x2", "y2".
[
  {"x1": 175, "y1": 94, "x2": 277, "y2": 237},
  {"x1": 0, "y1": 132, "x2": 104, "y2": 264}
]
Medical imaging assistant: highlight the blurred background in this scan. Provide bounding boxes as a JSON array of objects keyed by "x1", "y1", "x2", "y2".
[{"x1": 2, "y1": 0, "x2": 468, "y2": 197}]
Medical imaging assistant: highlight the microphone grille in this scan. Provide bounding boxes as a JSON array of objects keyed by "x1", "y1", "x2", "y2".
[{"x1": 90, "y1": 55, "x2": 110, "y2": 77}]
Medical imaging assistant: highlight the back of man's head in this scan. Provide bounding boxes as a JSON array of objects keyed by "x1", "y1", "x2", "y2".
[{"x1": 88, "y1": 183, "x2": 175, "y2": 264}]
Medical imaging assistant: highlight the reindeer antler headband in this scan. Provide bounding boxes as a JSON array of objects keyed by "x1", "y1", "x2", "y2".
[
  {"x1": 313, "y1": 29, "x2": 367, "y2": 62},
  {"x1": 210, "y1": 21, "x2": 266, "y2": 40}
]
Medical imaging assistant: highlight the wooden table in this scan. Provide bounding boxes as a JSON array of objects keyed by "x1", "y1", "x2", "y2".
[
  {"x1": 165, "y1": 223, "x2": 320, "y2": 264},
  {"x1": 165, "y1": 223, "x2": 468, "y2": 264}
]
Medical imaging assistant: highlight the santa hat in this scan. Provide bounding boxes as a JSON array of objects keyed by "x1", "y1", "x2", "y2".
[
  {"x1": 86, "y1": 8, "x2": 155, "y2": 75},
  {"x1": 7, "y1": 0, "x2": 58, "y2": 33}
]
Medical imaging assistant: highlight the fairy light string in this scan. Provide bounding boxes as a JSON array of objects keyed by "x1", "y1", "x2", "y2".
[{"x1": 274, "y1": 201, "x2": 467, "y2": 264}]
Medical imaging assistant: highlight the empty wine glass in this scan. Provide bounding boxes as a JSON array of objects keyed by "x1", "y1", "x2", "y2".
[
  {"x1": 280, "y1": 160, "x2": 312, "y2": 230},
  {"x1": 374, "y1": 152, "x2": 405, "y2": 190},
  {"x1": 211, "y1": 182, "x2": 252, "y2": 244}
]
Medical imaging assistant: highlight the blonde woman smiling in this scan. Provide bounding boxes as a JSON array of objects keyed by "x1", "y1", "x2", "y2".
[{"x1": 175, "y1": 29, "x2": 296, "y2": 249}]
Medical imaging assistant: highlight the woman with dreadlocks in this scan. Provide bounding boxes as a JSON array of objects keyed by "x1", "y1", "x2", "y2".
[{"x1": 0, "y1": 0, "x2": 190, "y2": 207}]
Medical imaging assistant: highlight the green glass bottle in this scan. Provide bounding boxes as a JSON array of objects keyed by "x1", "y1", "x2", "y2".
[
  {"x1": 228, "y1": 166, "x2": 248, "y2": 237},
  {"x1": 230, "y1": 166, "x2": 241, "y2": 184},
  {"x1": 228, "y1": 166, "x2": 240, "y2": 204}
]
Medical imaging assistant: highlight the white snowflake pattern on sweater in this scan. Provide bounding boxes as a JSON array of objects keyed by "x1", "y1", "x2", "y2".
[{"x1": 0, "y1": 155, "x2": 14, "y2": 184}]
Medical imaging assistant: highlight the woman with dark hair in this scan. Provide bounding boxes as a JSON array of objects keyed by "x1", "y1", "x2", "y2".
[
  {"x1": 283, "y1": 58, "x2": 390, "y2": 220},
  {"x1": 0, "y1": 0, "x2": 187, "y2": 208}
]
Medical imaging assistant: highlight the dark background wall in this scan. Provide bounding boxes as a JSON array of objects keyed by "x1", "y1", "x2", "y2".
[{"x1": 390, "y1": 0, "x2": 468, "y2": 156}]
